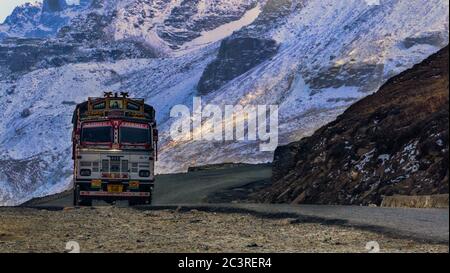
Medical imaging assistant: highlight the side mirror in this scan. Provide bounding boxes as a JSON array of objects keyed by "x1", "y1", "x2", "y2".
[
  {"x1": 153, "y1": 128, "x2": 159, "y2": 142},
  {"x1": 152, "y1": 128, "x2": 159, "y2": 161}
]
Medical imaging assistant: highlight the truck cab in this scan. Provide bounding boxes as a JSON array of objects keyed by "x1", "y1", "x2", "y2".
[{"x1": 72, "y1": 92, "x2": 158, "y2": 206}]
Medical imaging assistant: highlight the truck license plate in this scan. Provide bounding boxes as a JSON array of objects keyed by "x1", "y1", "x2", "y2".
[{"x1": 107, "y1": 184, "x2": 123, "y2": 193}]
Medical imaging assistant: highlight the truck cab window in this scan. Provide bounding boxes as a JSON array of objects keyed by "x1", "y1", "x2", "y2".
[
  {"x1": 110, "y1": 100, "x2": 123, "y2": 109},
  {"x1": 120, "y1": 127, "x2": 151, "y2": 144},
  {"x1": 81, "y1": 127, "x2": 113, "y2": 143},
  {"x1": 127, "y1": 102, "x2": 140, "y2": 111},
  {"x1": 93, "y1": 102, "x2": 106, "y2": 110}
]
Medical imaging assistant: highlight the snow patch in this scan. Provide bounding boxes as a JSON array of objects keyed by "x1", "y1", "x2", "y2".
[{"x1": 178, "y1": 4, "x2": 262, "y2": 53}]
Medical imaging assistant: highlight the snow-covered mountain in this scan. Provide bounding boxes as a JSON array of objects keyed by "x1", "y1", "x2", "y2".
[
  {"x1": 0, "y1": 0, "x2": 93, "y2": 40},
  {"x1": 0, "y1": 0, "x2": 448, "y2": 205}
]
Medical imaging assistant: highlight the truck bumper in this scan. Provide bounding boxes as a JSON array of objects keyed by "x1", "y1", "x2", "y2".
[
  {"x1": 80, "y1": 191, "x2": 151, "y2": 197},
  {"x1": 74, "y1": 180, "x2": 153, "y2": 203}
]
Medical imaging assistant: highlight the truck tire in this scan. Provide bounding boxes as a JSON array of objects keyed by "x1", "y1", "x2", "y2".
[
  {"x1": 74, "y1": 185, "x2": 92, "y2": 207},
  {"x1": 73, "y1": 187, "x2": 77, "y2": 207},
  {"x1": 128, "y1": 199, "x2": 145, "y2": 206},
  {"x1": 128, "y1": 194, "x2": 152, "y2": 206},
  {"x1": 148, "y1": 194, "x2": 153, "y2": 205}
]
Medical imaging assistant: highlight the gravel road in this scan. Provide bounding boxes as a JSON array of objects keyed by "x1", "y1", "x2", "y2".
[
  {"x1": 17, "y1": 164, "x2": 450, "y2": 250},
  {"x1": 25, "y1": 164, "x2": 272, "y2": 207},
  {"x1": 149, "y1": 204, "x2": 448, "y2": 244},
  {"x1": 0, "y1": 207, "x2": 447, "y2": 253}
]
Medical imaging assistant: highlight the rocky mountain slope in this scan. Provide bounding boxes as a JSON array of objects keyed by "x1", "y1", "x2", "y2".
[
  {"x1": 0, "y1": 0, "x2": 262, "y2": 78},
  {"x1": 0, "y1": 0, "x2": 92, "y2": 40},
  {"x1": 0, "y1": 0, "x2": 449, "y2": 205},
  {"x1": 256, "y1": 46, "x2": 449, "y2": 205}
]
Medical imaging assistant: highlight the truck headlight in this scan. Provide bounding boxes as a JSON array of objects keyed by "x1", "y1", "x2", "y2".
[
  {"x1": 80, "y1": 169, "x2": 92, "y2": 177},
  {"x1": 139, "y1": 170, "x2": 150, "y2": 177}
]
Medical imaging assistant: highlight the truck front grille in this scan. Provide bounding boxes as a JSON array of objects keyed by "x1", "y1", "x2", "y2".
[
  {"x1": 110, "y1": 161, "x2": 120, "y2": 172},
  {"x1": 102, "y1": 160, "x2": 109, "y2": 172},
  {"x1": 101, "y1": 159, "x2": 129, "y2": 173},
  {"x1": 121, "y1": 160, "x2": 129, "y2": 173}
]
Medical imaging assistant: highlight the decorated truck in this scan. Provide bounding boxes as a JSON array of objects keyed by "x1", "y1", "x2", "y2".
[{"x1": 72, "y1": 92, "x2": 158, "y2": 206}]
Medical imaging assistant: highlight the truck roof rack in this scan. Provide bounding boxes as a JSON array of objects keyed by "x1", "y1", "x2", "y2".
[{"x1": 72, "y1": 93, "x2": 155, "y2": 124}]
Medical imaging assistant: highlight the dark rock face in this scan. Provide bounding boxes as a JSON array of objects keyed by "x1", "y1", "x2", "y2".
[
  {"x1": 1, "y1": 0, "x2": 92, "y2": 40},
  {"x1": 256, "y1": 46, "x2": 449, "y2": 205},
  {"x1": 20, "y1": 108, "x2": 32, "y2": 118},
  {"x1": 402, "y1": 32, "x2": 447, "y2": 49},
  {"x1": 90, "y1": 0, "x2": 106, "y2": 9},
  {"x1": 235, "y1": 0, "x2": 297, "y2": 38},
  {"x1": 198, "y1": 37, "x2": 279, "y2": 94},
  {"x1": 305, "y1": 63, "x2": 385, "y2": 93},
  {"x1": 3, "y1": 4, "x2": 41, "y2": 26},
  {"x1": 164, "y1": 0, "x2": 201, "y2": 29},
  {"x1": 42, "y1": 0, "x2": 68, "y2": 13},
  {"x1": 0, "y1": 38, "x2": 74, "y2": 73},
  {"x1": 57, "y1": 12, "x2": 111, "y2": 42},
  {"x1": 0, "y1": 37, "x2": 156, "y2": 76}
]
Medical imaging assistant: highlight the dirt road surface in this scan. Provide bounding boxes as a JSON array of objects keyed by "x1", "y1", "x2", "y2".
[
  {"x1": 0, "y1": 207, "x2": 447, "y2": 253},
  {"x1": 3, "y1": 164, "x2": 447, "y2": 253}
]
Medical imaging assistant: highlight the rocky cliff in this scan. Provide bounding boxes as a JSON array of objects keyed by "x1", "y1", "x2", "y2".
[
  {"x1": 42, "y1": 0, "x2": 69, "y2": 13},
  {"x1": 257, "y1": 46, "x2": 449, "y2": 205},
  {"x1": 198, "y1": 37, "x2": 278, "y2": 94}
]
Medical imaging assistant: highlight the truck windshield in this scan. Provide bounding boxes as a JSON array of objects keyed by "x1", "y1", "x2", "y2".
[
  {"x1": 81, "y1": 127, "x2": 113, "y2": 143},
  {"x1": 120, "y1": 127, "x2": 150, "y2": 144}
]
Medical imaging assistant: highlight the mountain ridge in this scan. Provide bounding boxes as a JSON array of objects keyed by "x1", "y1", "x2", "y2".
[
  {"x1": 256, "y1": 46, "x2": 449, "y2": 205},
  {"x1": 0, "y1": 0, "x2": 93, "y2": 40}
]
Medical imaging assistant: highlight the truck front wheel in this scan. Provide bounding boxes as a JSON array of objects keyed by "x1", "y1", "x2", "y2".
[
  {"x1": 73, "y1": 185, "x2": 92, "y2": 207},
  {"x1": 128, "y1": 195, "x2": 152, "y2": 206}
]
